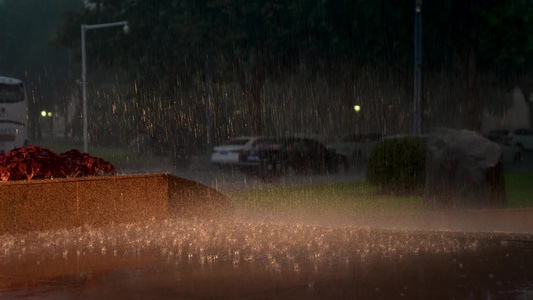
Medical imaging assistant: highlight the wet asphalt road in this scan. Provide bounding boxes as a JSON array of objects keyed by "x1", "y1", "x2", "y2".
[{"x1": 2, "y1": 219, "x2": 533, "y2": 300}]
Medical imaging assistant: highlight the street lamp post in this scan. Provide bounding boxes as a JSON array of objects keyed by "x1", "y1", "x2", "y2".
[
  {"x1": 354, "y1": 105, "x2": 361, "y2": 134},
  {"x1": 413, "y1": 0, "x2": 423, "y2": 136},
  {"x1": 81, "y1": 21, "x2": 129, "y2": 153}
]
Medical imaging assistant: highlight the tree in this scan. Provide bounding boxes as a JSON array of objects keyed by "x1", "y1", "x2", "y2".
[
  {"x1": 0, "y1": 0, "x2": 81, "y2": 139},
  {"x1": 52, "y1": 0, "x2": 533, "y2": 142},
  {"x1": 52, "y1": 0, "x2": 315, "y2": 138},
  {"x1": 423, "y1": 0, "x2": 533, "y2": 129}
]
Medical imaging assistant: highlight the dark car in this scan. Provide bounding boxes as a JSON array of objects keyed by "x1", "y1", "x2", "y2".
[
  {"x1": 239, "y1": 137, "x2": 342, "y2": 180},
  {"x1": 327, "y1": 132, "x2": 383, "y2": 168},
  {"x1": 486, "y1": 129, "x2": 523, "y2": 163}
]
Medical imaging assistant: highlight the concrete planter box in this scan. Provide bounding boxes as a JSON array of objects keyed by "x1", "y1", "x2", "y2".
[{"x1": 0, "y1": 174, "x2": 230, "y2": 233}]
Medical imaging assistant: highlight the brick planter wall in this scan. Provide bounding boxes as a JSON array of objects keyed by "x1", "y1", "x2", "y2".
[{"x1": 0, "y1": 174, "x2": 231, "y2": 233}]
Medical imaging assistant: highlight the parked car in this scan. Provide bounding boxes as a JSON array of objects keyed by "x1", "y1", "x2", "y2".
[
  {"x1": 327, "y1": 133, "x2": 382, "y2": 168},
  {"x1": 210, "y1": 136, "x2": 270, "y2": 167},
  {"x1": 486, "y1": 130, "x2": 523, "y2": 163},
  {"x1": 239, "y1": 136, "x2": 343, "y2": 180},
  {"x1": 292, "y1": 132, "x2": 328, "y2": 144},
  {"x1": 508, "y1": 128, "x2": 533, "y2": 151}
]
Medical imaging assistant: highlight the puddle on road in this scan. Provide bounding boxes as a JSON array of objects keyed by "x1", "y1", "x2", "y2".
[{"x1": 1, "y1": 216, "x2": 533, "y2": 299}]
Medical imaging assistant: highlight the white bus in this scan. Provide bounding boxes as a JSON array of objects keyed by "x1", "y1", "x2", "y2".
[{"x1": 0, "y1": 76, "x2": 28, "y2": 153}]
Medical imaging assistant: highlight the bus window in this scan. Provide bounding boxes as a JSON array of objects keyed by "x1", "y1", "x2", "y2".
[
  {"x1": 0, "y1": 83, "x2": 25, "y2": 103},
  {"x1": 0, "y1": 76, "x2": 28, "y2": 153}
]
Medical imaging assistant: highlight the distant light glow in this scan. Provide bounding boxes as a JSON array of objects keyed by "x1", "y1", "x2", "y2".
[
  {"x1": 353, "y1": 105, "x2": 361, "y2": 112},
  {"x1": 41, "y1": 110, "x2": 53, "y2": 117}
]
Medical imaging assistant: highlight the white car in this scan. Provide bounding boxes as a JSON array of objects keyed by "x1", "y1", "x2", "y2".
[
  {"x1": 210, "y1": 136, "x2": 269, "y2": 167},
  {"x1": 327, "y1": 133, "x2": 382, "y2": 167},
  {"x1": 487, "y1": 130, "x2": 523, "y2": 163},
  {"x1": 508, "y1": 128, "x2": 533, "y2": 151}
]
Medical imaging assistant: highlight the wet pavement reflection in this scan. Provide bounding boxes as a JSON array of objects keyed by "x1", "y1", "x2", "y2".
[{"x1": 1, "y1": 217, "x2": 532, "y2": 299}]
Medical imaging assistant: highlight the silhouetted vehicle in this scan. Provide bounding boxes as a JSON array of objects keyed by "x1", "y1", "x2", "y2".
[
  {"x1": 508, "y1": 128, "x2": 533, "y2": 151},
  {"x1": 239, "y1": 137, "x2": 343, "y2": 181},
  {"x1": 486, "y1": 130, "x2": 523, "y2": 163},
  {"x1": 489, "y1": 128, "x2": 533, "y2": 151},
  {"x1": 211, "y1": 136, "x2": 269, "y2": 167},
  {"x1": 327, "y1": 132, "x2": 382, "y2": 168}
]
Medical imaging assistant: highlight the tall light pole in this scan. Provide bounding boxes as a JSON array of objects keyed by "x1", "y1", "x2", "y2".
[
  {"x1": 413, "y1": 0, "x2": 423, "y2": 136},
  {"x1": 205, "y1": 50, "x2": 215, "y2": 168},
  {"x1": 81, "y1": 21, "x2": 129, "y2": 153}
]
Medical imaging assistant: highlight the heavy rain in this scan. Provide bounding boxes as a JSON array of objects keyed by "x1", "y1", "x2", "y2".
[{"x1": 1, "y1": 0, "x2": 533, "y2": 299}]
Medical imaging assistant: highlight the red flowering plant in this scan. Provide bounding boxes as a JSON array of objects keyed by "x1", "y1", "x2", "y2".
[{"x1": 0, "y1": 145, "x2": 116, "y2": 181}]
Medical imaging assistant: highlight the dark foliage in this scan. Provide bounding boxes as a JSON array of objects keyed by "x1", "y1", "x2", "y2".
[
  {"x1": 366, "y1": 136, "x2": 426, "y2": 194},
  {"x1": 0, "y1": 145, "x2": 115, "y2": 181}
]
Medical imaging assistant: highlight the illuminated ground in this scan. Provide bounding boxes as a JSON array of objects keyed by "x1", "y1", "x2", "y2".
[{"x1": 1, "y1": 215, "x2": 532, "y2": 299}]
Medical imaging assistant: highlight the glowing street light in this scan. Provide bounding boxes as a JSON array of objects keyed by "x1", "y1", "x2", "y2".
[
  {"x1": 41, "y1": 110, "x2": 52, "y2": 117},
  {"x1": 354, "y1": 105, "x2": 361, "y2": 112},
  {"x1": 81, "y1": 21, "x2": 129, "y2": 153}
]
